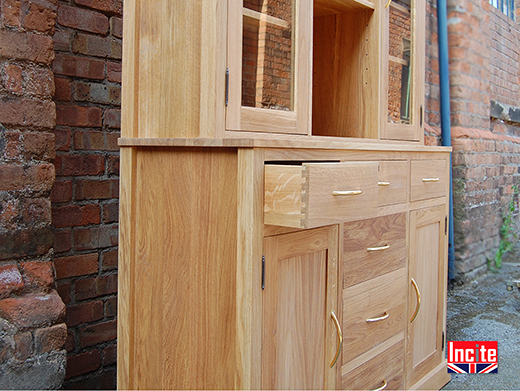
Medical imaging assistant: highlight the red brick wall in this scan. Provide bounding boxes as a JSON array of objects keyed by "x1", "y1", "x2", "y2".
[
  {"x1": 425, "y1": 0, "x2": 520, "y2": 282},
  {"x1": 242, "y1": 0, "x2": 292, "y2": 110},
  {"x1": 51, "y1": 0, "x2": 121, "y2": 387},
  {"x1": 0, "y1": 0, "x2": 67, "y2": 388}
]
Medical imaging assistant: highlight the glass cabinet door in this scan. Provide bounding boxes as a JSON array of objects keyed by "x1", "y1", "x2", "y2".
[
  {"x1": 226, "y1": 0, "x2": 311, "y2": 134},
  {"x1": 382, "y1": 0, "x2": 424, "y2": 142}
]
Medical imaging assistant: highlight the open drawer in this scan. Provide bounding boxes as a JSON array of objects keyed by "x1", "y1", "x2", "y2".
[{"x1": 264, "y1": 161, "x2": 378, "y2": 228}]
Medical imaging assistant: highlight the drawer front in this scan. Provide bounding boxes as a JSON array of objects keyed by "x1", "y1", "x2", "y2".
[
  {"x1": 343, "y1": 213, "x2": 406, "y2": 289},
  {"x1": 410, "y1": 159, "x2": 447, "y2": 202},
  {"x1": 264, "y1": 162, "x2": 377, "y2": 228},
  {"x1": 342, "y1": 339, "x2": 405, "y2": 390},
  {"x1": 378, "y1": 161, "x2": 408, "y2": 206},
  {"x1": 305, "y1": 162, "x2": 377, "y2": 228},
  {"x1": 342, "y1": 268, "x2": 406, "y2": 363}
]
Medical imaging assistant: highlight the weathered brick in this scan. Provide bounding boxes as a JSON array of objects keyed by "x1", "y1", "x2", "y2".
[
  {"x1": 35, "y1": 324, "x2": 67, "y2": 353},
  {"x1": 0, "y1": 292, "x2": 65, "y2": 328},
  {"x1": 53, "y1": 54, "x2": 105, "y2": 80},
  {"x1": 66, "y1": 349, "x2": 101, "y2": 379},
  {"x1": 104, "y1": 108, "x2": 121, "y2": 128},
  {"x1": 102, "y1": 202, "x2": 118, "y2": 223},
  {"x1": 65, "y1": 301, "x2": 103, "y2": 327},
  {"x1": 74, "y1": 130, "x2": 105, "y2": 150},
  {"x1": 13, "y1": 331, "x2": 33, "y2": 361},
  {"x1": 57, "y1": 4, "x2": 109, "y2": 34},
  {"x1": 110, "y1": 17, "x2": 123, "y2": 38},
  {"x1": 54, "y1": 77, "x2": 71, "y2": 102},
  {"x1": 107, "y1": 155, "x2": 119, "y2": 176},
  {"x1": 54, "y1": 155, "x2": 105, "y2": 176},
  {"x1": 75, "y1": 179, "x2": 118, "y2": 200},
  {"x1": 79, "y1": 319, "x2": 117, "y2": 348},
  {"x1": 51, "y1": 180, "x2": 73, "y2": 203},
  {"x1": 52, "y1": 204, "x2": 101, "y2": 228},
  {"x1": 102, "y1": 344, "x2": 117, "y2": 366},
  {"x1": 3, "y1": 64, "x2": 23, "y2": 94},
  {"x1": 101, "y1": 249, "x2": 117, "y2": 270},
  {"x1": 57, "y1": 281, "x2": 71, "y2": 304},
  {"x1": 54, "y1": 253, "x2": 99, "y2": 279},
  {"x1": 22, "y1": 2, "x2": 57, "y2": 33},
  {"x1": 24, "y1": 67, "x2": 55, "y2": 98},
  {"x1": 75, "y1": 274, "x2": 117, "y2": 300},
  {"x1": 0, "y1": 264, "x2": 24, "y2": 297},
  {"x1": 75, "y1": 0, "x2": 122, "y2": 15},
  {"x1": 74, "y1": 225, "x2": 118, "y2": 251},
  {"x1": 24, "y1": 132, "x2": 55, "y2": 160},
  {"x1": 65, "y1": 330, "x2": 75, "y2": 352},
  {"x1": 56, "y1": 104, "x2": 102, "y2": 127},
  {"x1": 2, "y1": 0, "x2": 21, "y2": 27},
  {"x1": 0, "y1": 99, "x2": 56, "y2": 128},
  {"x1": 106, "y1": 61, "x2": 121, "y2": 83},
  {"x1": 0, "y1": 227, "x2": 53, "y2": 260},
  {"x1": 0, "y1": 30, "x2": 54, "y2": 64},
  {"x1": 0, "y1": 164, "x2": 25, "y2": 191},
  {"x1": 20, "y1": 261, "x2": 54, "y2": 289},
  {"x1": 72, "y1": 33, "x2": 122, "y2": 59},
  {"x1": 104, "y1": 296, "x2": 117, "y2": 318},
  {"x1": 1, "y1": 130, "x2": 22, "y2": 160},
  {"x1": 53, "y1": 128, "x2": 72, "y2": 151},
  {"x1": 21, "y1": 197, "x2": 52, "y2": 225}
]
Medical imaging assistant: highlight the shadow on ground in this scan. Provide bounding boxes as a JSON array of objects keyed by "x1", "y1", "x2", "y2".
[{"x1": 442, "y1": 249, "x2": 520, "y2": 390}]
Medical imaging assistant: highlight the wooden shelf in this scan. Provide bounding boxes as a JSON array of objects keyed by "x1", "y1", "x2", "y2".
[{"x1": 314, "y1": 0, "x2": 375, "y2": 17}]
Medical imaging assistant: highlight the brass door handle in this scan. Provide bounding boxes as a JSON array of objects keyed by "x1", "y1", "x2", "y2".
[
  {"x1": 367, "y1": 244, "x2": 390, "y2": 252},
  {"x1": 422, "y1": 177, "x2": 440, "y2": 183},
  {"x1": 330, "y1": 311, "x2": 343, "y2": 368},
  {"x1": 366, "y1": 312, "x2": 389, "y2": 323},
  {"x1": 411, "y1": 278, "x2": 421, "y2": 323},
  {"x1": 373, "y1": 379, "x2": 388, "y2": 391},
  {"x1": 385, "y1": 0, "x2": 392, "y2": 8},
  {"x1": 378, "y1": 181, "x2": 390, "y2": 186},
  {"x1": 332, "y1": 190, "x2": 363, "y2": 196}
]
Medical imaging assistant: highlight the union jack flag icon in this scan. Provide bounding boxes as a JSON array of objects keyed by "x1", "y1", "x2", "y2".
[{"x1": 447, "y1": 363, "x2": 498, "y2": 374}]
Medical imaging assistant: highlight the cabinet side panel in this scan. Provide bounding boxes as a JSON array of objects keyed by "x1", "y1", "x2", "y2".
[
  {"x1": 117, "y1": 148, "x2": 137, "y2": 389},
  {"x1": 134, "y1": 0, "x2": 226, "y2": 138},
  {"x1": 132, "y1": 148, "x2": 238, "y2": 389}
]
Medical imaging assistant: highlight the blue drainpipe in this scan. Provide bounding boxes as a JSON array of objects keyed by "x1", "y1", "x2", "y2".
[{"x1": 437, "y1": 0, "x2": 455, "y2": 280}]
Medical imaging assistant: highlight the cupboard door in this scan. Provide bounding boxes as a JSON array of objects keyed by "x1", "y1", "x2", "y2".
[
  {"x1": 381, "y1": 0, "x2": 425, "y2": 142},
  {"x1": 407, "y1": 205, "x2": 448, "y2": 386},
  {"x1": 262, "y1": 226, "x2": 339, "y2": 389},
  {"x1": 226, "y1": 0, "x2": 312, "y2": 134}
]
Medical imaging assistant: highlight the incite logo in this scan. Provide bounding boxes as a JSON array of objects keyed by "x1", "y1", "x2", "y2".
[{"x1": 447, "y1": 341, "x2": 498, "y2": 374}]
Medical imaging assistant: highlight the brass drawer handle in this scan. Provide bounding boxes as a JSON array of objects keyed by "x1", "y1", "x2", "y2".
[
  {"x1": 366, "y1": 312, "x2": 389, "y2": 323},
  {"x1": 367, "y1": 244, "x2": 390, "y2": 252},
  {"x1": 330, "y1": 311, "x2": 343, "y2": 368},
  {"x1": 411, "y1": 278, "x2": 421, "y2": 323},
  {"x1": 378, "y1": 181, "x2": 390, "y2": 186},
  {"x1": 332, "y1": 190, "x2": 363, "y2": 196},
  {"x1": 422, "y1": 177, "x2": 440, "y2": 183},
  {"x1": 373, "y1": 379, "x2": 388, "y2": 391}
]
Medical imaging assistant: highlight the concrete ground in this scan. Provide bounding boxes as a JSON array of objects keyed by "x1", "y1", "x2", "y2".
[{"x1": 442, "y1": 250, "x2": 520, "y2": 390}]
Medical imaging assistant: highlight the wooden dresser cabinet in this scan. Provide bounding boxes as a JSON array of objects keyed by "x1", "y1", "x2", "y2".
[{"x1": 118, "y1": 0, "x2": 451, "y2": 389}]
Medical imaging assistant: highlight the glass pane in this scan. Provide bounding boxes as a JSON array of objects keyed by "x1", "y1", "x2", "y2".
[
  {"x1": 242, "y1": 0, "x2": 294, "y2": 111},
  {"x1": 388, "y1": 0, "x2": 412, "y2": 124}
]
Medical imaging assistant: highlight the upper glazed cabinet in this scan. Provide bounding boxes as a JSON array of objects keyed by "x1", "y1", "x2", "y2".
[
  {"x1": 122, "y1": 0, "x2": 423, "y2": 141},
  {"x1": 226, "y1": 0, "x2": 424, "y2": 141}
]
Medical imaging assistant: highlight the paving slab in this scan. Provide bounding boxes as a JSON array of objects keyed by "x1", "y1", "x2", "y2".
[{"x1": 442, "y1": 253, "x2": 520, "y2": 390}]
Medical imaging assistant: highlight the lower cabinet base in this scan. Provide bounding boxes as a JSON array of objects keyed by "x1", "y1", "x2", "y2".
[{"x1": 409, "y1": 361, "x2": 451, "y2": 390}]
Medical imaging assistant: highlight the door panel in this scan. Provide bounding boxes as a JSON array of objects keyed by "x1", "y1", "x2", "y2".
[{"x1": 262, "y1": 226, "x2": 339, "y2": 389}]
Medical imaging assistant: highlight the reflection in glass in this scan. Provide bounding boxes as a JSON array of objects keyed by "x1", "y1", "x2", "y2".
[
  {"x1": 242, "y1": 0, "x2": 294, "y2": 111},
  {"x1": 388, "y1": 0, "x2": 412, "y2": 124}
]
